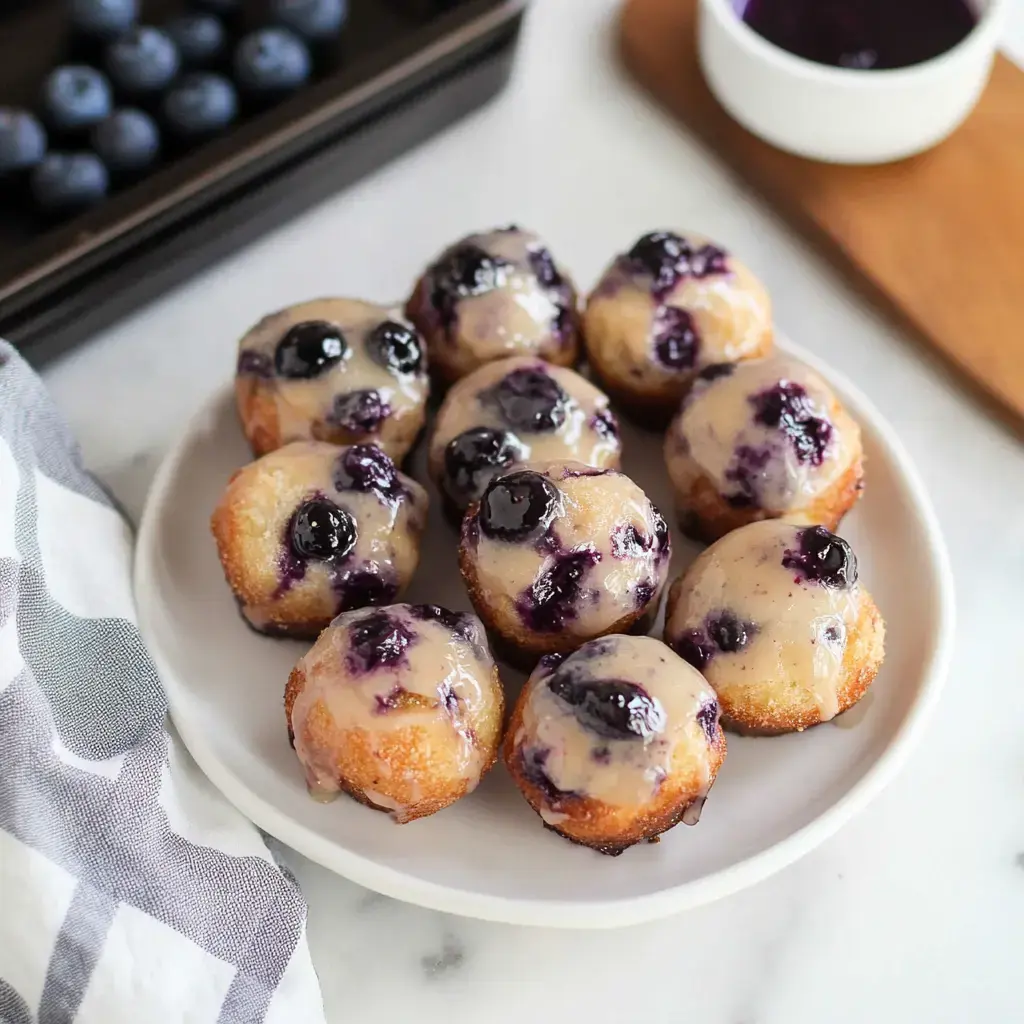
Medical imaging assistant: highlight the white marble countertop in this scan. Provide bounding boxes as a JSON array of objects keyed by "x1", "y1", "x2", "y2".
[{"x1": 43, "y1": 0, "x2": 1024, "y2": 1020}]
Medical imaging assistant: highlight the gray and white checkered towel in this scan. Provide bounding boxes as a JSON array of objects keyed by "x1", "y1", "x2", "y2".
[{"x1": 0, "y1": 343, "x2": 325, "y2": 1024}]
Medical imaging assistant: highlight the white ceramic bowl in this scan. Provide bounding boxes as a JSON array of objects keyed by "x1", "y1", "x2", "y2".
[
  {"x1": 698, "y1": 0, "x2": 1005, "y2": 164},
  {"x1": 134, "y1": 339, "x2": 954, "y2": 928}
]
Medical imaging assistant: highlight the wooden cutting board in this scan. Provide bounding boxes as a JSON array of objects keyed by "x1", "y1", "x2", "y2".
[{"x1": 619, "y1": 0, "x2": 1024, "y2": 432}]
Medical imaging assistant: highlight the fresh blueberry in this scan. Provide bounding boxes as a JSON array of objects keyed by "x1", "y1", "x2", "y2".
[
  {"x1": 165, "y1": 13, "x2": 226, "y2": 68},
  {"x1": 367, "y1": 320, "x2": 423, "y2": 375},
  {"x1": 672, "y1": 629, "x2": 715, "y2": 671},
  {"x1": 269, "y1": 0, "x2": 349, "y2": 41},
  {"x1": 106, "y1": 27, "x2": 181, "y2": 97},
  {"x1": 527, "y1": 246, "x2": 562, "y2": 288},
  {"x1": 333, "y1": 390, "x2": 389, "y2": 434},
  {"x1": 490, "y1": 367, "x2": 567, "y2": 433},
  {"x1": 517, "y1": 548, "x2": 601, "y2": 632},
  {"x1": 429, "y1": 244, "x2": 507, "y2": 326},
  {"x1": 234, "y1": 28, "x2": 312, "y2": 96},
  {"x1": 289, "y1": 498, "x2": 357, "y2": 561},
  {"x1": 90, "y1": 108, "x2": 159, "y2": 173},
  {"x1": 696, "y1": 699, "x2": 719, "y2": 743},
  {"x1": 751, "y1": 381, "x2": 833, "y2": 465},
  {"x1": 346, "y1": 610, "x2": 414, "y2": 673},
  {"x1": 479, "y1": 471, "x2": 560, "y2": 543},
  {"x1": 42, "y1": 66, "x2": 113, "y2": 133},
  {"x1": 336, "y1": 569, "x2": 397, "y2": 611},
  {"x1": 549, "y1": 674, "x2": 665, "y2": 741},
  {"x1": 0, "y1": 109, "x2": 46, "y2": 176},
  {"x1": 696, "y1": 362, "x2": 735, "y2": 383},
  {"x1": 706, "y1": 611, "x2": 751, "y2": 653},
  {"x1": 782, "y1": 525, "x2": 857, "y2": 589},
  {"x1": 162, "y1": 73, "x2": 237, "y2": 138},
  {"x1": 31, "y1": 152, "x2": 108, "y2": 213},
  {"x1": 442, "y1": 427, "x2": 525, "y2": 506},
  {"x1": 274, "y1": 320, "x2": 346, "y2": 378},
  {"x1": 334, "y1": 444, "x2": 401, "y2": 501},
  {"x1": 70, "y1": 0, "x2": 138, "y2": 41},
  {"x1": 653, "y1": 306, "x2": 700, "y2": 370}
]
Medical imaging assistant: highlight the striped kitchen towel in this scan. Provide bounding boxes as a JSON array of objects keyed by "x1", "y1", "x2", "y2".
[{"x1": 0, "y1": 342, "x2": 325, "y2": 1024}]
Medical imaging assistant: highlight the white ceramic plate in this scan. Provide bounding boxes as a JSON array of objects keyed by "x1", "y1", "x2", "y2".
[{"x1": 134, "y1": 342, "x2": 954, "y2": 928}]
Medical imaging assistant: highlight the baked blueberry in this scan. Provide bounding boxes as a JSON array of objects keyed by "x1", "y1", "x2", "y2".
[
  {"x1": 165, "y1": 13, "x2": 227, "y2": 68},
  {"x1": 441, "y1": 427, "x2": 525, "y2": 507},
  {"x1": 479, "y1": 471, "x2": 560, "y2": 543},
  {"x1": 489, "y1": 367, "x2": 567, "y2": 433},
  {"x1": 346, "y1": 609, "x2": 414, "y2": 673},
  {"x1": 332, "y1": 390, "x2": 389, "y2": 434},
  {"x1": 42, "y1": 66, "x2": 113, "y2": 133},
  {"x1": 0, "y1": 109, "x2": 46, "y2": 177},
  {"x1": 407, "y1": 227, "x2": 580, "y2": 384},
  {"x1": 664, "y1": 355, "x2": 863, "y2": 543},
  {"x1": 549, "y1": 675, "x2": 665, "y2": 741},
  {"x1": 782, "y1": 525, "x2": 857, "y2": 589},
  {"x1": 289, "y1": 498, "x2": 357, "y2": 561},
  {"x1": 367, "y1": 320, "x2": 422, "y2": 375},
  {"x1": 162, "y1": 73, "x2": 237, "y2": 138},
  {"x1": 285, "y1": 603, "x2": 503, "y2": 820},
  {"x1": 665, "y1": 520, "x2": 884, "y2": 734},
  {"x1": 460, "y1": 461, "x2": 669, "y2": 664},
  {"x1": 234, "y1": 28, "x2": 312, "y2": 96},
  {"x1": 105, "y1": 27, "x2": 181, "y2": 97},
  {"x1": 270, "y1": 0, "x2": 349, "y2": 40},
  {"x1": 90, "y1": 108, "x2": 160, "y2": 173},
  {"x1": 235, "y1": 298, "x2": 430, "y2": 460},
  {"x1": 212, "y1": 441, "x2": 427, "y2": 638},
  {"x1": 274, "y1": 320, "x2": 348, "y2": 378},
  {"x1": 504, "y1": 635, "x2": 726, "y2": 854},
  {"x1": 333, "y1": 444, "x2": 400, "y2": 500},
  {"x1": 584, "y1": 231, "x2": 772, "y2": 425},
  {"x1": 70, "y1": 0, "x2": 138, "y2": 41},
  {"x1": 31, "y1": 152, "x2": 108, "y2": 213}
]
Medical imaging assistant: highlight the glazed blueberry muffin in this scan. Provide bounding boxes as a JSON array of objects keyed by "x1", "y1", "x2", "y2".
[
  {"x1": 664, "y1": 520, "x2": 884, "y2": 735},
  {"x1": 583, "y1": 231, "x2": 773, "y2": 425},
  {"x1": 405, "y1": 226, "x2": 580, "y2": 385},
  {"x1": 663, "y1": 354, "x2": 864, "y2": 543},
  {"x1": 504, "y1": 635, "x2": 726, "y2": 855},
  {"x1": 285, "y1": 603, "x2": 504, "y2": 821},
  {"x1": 458, "y1": 460, "x2": 671, "y2": 666},
  {"x1": 428, "y1": 356, "x2": 621, "y2": 520},
  {"x1": 211, "y1": 441, "x2": 428, "y2": 638},
  {"x1": 235, "y1": 298, "x2": 429, "y2": 461}
]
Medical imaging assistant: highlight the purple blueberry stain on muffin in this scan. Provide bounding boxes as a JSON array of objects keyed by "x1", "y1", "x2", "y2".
[
  {"x1": 335, "y1": 567, "x2": 399, "y2": 611},
  {"x1": 674, "y1": 610, "x2": 755, "y2": 668},
  {"x1": 672, "y1": 629, "x2": 716, "y2": 671},
  {"x1": 633, "y1": 579, "x2": 655, "y2": 609},
  {"x1": 650, "y1": 504, "x2": 671, "y2": 559},
  {"x1": 590, "y1": 407, "x2": 619, "y2": 441},
  {"x1": 334, "y1": 444, "x2": 404, "y2": 504},
  {"x1": 516, "y1": 547, "x2": 601, "y2": 633},
  {"x1": 611, "y1": 523, "x2": 650, "y2": 559},
  {"x1": 696, "y1": 362, "x2": 735, "y2": 383},
  {"x1": 652, "y1": 305, "x2": 700, "y2": 371},
  {"x1": 559, "y1": 465, "x2": 609, "y2": 480},
  {"x1": 519, "y1": 746, "x2": 578, "y2": 802},
  {"x1": 237, "y1": 349, "x2": 273, "y2": 377},
  {"x1": 487, "y1": 366, "x2": 568, "y2": 433},
  {"x1": 548, "y1": 673, "x2": 666, "y2": 741},
  {"x1": 346, "y1": 609, "x2": 415, "y2": 673},
  {"x1": 751, "y1": 381, "x2": 834, "y2": 465},
  {"x1": 783, "y1": 525, "x2": 857, "y2": 589},
  {"x1": 723, "y1": 444, "x2": 772, "y2": 508},
  {"x1": 696, "y1": 699, "x2": 719, "y2": 744},
  {"x1": 408, "y1": 603, "x2": 477, "y2": 643},
  {"x1": 527, "y1": 246, "x2": 562, "y2": 289},
  {"x1": 428, "y1": 243, "x2": 510, "y2": 332},
  {"x1": 332, "y1": 389, "x2": 390, "y2": 435}
]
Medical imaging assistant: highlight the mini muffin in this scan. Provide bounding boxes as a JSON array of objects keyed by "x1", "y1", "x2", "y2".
[
  {"x1": 428, "y1": 356, "x2": 621, "y2": 520},
  {"x1": 504, "y1": 634, "x2": 726, "y2": 855},
  {"x1": 663, "y1": 355, "x2": 863, "y2": 543},
  {"x1": 664, "y1": 520, "x2": 884, "y2": 735},
  {"x1": 285, "y1": 603, "x2": 504, "y2": 821},
  {"x1": 211, "y1": 441, "x2": 428, "y2": 638},
  {"x1": 458, "y1": 460, "x2": 671, "y2": 667},
  {"x1": 235, "y1": 297, "x2": 429, "y2": 461},
  {"x1": 583, "y1": 230, "x2": 772, "y2": 425},
  {"x1": 405, "y1": 226, "x2": 580, "y2": 385}
]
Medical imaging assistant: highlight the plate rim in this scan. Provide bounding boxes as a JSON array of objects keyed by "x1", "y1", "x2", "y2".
[{"x1": 133, "y1": 341, "x2": 956, "y2": 928}]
